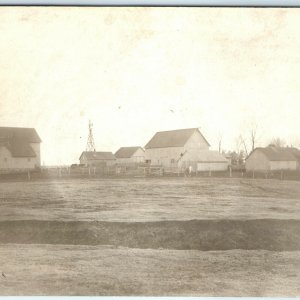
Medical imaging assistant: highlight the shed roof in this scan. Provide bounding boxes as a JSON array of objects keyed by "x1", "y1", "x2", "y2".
[
  {"x1": 0, "y1": 127, "x2": 41, "y2": 158},
  {"x1": 80, "y1": 151, "x2": 116, "y2": 160},
  {"x1": 145, "y1": 128, "x2": 210, "y2": 149},
  {"x1": 251, "y1": 146, "x2": 300, "y2": 162},
  {"x1": 187, "y1": 150, "x2": 228, "y2": 163},
  {"x1": 115, "y1": 147, "x2": 144, "y2": 158}
]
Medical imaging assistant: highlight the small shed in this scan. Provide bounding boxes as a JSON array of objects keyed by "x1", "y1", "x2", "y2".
[
  {"x1": 245, "y1": 146, "x2": 300, "y2": 172},
  {"x1": 114, "y1": 147, "x2": 145, "y2": 164},
  {"x1": 79, "y1": 151, "x2": 116, "y2": 167},
  {"x1": 194, "y1": 150, "x2": 229, "y2": 171}
]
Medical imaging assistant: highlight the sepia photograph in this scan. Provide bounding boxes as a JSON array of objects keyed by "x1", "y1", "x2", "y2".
[{"x1": 0, "y1": 5, "x2": 300, "y2": 296}]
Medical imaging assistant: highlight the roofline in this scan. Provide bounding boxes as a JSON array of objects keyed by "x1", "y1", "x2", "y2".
[
  {"x1": 0, "y1": 127, "x2": 42, "y2": 143},
  {"x1": 144, "y1": 127, "x2": 210, "y2": 149},
  {"x1": 247, "y1": 147, "x2": 299, "y2": 162}
]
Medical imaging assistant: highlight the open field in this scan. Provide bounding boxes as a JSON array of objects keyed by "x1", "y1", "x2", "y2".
[
  {"x1": 0, "y1": 177, "x2": 300, "y2": 295},
  {"x1": 0, "y1": 244, "x2": 300, "y2": 296},
  {"x1": 1, "y1": 177, "x2": 300, "y2": 221}
]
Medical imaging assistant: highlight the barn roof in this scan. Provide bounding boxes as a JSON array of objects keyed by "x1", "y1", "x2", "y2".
[
  {"x1": 251, "y1": 146, "x2": 300, "y2": 162},
  {"x1": 186, "y1": 150, "x2": 228, "y2": 163},
  {"x1": 115, "y1": 147, "x2": 144, "y2": 158},
  {"x1": 145, "y1": 128, "x2": 210, "y2": 149},
  {"x1": 0, "y1": 127, "x2": 41, "y2": 143},
  {"x1": 80, "y1": 151, "x2": 116, "y2": 160},
  {"x1": 0, "y1": 127, "x2": 41, "y2": 158}
]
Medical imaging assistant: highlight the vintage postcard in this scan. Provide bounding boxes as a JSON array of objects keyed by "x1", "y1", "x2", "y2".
[{"x1": 0, "y1": 6, "x2": 300, "y2": 296}]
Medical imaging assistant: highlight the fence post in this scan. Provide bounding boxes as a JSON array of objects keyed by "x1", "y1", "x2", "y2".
[
  {"x1": 27, "y1": 170, "x2": 31, "y2": 181},
  {"x1": 252, "y1": 170, "x2": 255, "y2": 179},
  {"x1": 229, "y1": 167, "x2": 232, "y2": 178}
]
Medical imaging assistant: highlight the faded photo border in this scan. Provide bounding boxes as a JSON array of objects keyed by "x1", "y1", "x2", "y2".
[
  {"x1": 0, "y1": 1, "x2": 299, "y2": 300},
  {"x1": 0, "y1": 0, "x2": 299, "y2": 6}
]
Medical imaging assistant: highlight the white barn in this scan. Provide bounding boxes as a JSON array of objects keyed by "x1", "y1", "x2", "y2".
[
  {"x1": 246, "y1": 146, "x2": 300, "y2": 172},
  {"x1": 144, "y1": 127, "x2": 228, "y2": 171},
  {"x1": 115, "y1": 147, "x2": 145, "y2": 165},
  {"x1": 0, "y1": 127, "x2": 41, "y2": 172}
]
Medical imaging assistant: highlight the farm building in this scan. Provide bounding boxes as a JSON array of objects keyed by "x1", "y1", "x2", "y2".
[
  {"x1": 196, "y1": 150, "x2": 229, "y2": 171},
  {"x1": 115, "y1": 147, "x2": 145, "y2": 164},
  {"x1": 0, "y1": 127, "x2": 41, "y2": 172},
  {"x1": 245, "y1": 146, "x2": 300, "y2": 172},
  {"x1": 79, "y1": 151, "x2": 116, "y2": 167},
  {"x1": 144, "y1": 127, "x2": 228, "y2": 171}
]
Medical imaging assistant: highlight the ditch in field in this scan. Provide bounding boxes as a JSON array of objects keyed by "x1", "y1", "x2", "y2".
[{"x1": 0, "y1": 219, "x2": 300, "y2": 251}]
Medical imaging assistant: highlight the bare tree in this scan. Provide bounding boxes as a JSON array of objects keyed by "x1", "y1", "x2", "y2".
[
  {"x1": 218, "y1": 132, "x2": 223, "y2": 153},
  {"x1": 249, "y1": 123, "x2": 259, "y2": 152},
  {"x1": 269, "y1": 137, "x2": 286, "y2": 147},
  {"x1": 236, "y1": 134, "x2": 248, "y2": 157}
]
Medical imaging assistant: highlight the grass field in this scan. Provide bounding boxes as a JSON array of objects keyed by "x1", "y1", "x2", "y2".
[
  {"x1": 1, "y1": 177, "x2": 300, "y2": 221},
  {"x1": 0, "y1": 177, "x2": 300, "y2": 295}
]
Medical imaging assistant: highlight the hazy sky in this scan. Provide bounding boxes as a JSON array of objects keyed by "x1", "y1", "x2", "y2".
[{"x1": 1, "y1": 7, "x2": 300, "y2": 165}]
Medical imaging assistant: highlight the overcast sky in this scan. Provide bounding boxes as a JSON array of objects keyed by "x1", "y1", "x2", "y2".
[{"x1": 1, "y1": 7, "x2": 300, "y2": 165}]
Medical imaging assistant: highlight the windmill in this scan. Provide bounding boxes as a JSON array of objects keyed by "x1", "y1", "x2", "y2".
[{"x1": 86, "y1": 120, "x2": 96, "y2": 152}]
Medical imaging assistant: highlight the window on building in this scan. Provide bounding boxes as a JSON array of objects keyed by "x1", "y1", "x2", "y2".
[
  {"x1": 171, "y1": 159, "x2": 175, "y2": 164},
  {"x1": 4, "y1": 158, "x2": 7, "y2": 162},
  {"x1": 28, "y1": 158, "x2": 31, "y2": 162}
]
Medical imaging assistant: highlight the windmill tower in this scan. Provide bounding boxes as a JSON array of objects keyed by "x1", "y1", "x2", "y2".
[{"x1": 86, "y1": 120, "x2": 96, "y2": 152}]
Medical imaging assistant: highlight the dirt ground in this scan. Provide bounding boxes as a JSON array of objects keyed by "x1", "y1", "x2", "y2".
[
  {"x1": 0, "y1": 244, "x2": 299, "y2": 296},
  {"x1": 1, "y1": 177, "x2": 300, "y2": 221},
  {"x1": 0, "y1": 177, "x2": 300, "y2": 296}
]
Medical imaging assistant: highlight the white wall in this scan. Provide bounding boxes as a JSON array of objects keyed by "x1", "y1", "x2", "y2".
[
  {"x1": 145, "y1": 130, "x2": 210, "y2": 168},
  {"x1": 197, "y1": 162, "x2": 228, "y2": 171},
  {"x1": 145, "y1": 146, "x2": 184, "y2": 167},
  {"x1": 0, "y1": 146, "x2": 37, "y2": 171},
  {"x1": 270, "y1": 161, "x2": 297, "y2": 171},
  {"x1": 184, "y1": 130, "x2": 210, "y2": 152}
]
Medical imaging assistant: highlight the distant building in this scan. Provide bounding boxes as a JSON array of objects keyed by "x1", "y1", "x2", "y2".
[
  {"x1": 145, "y1": 128, "x2": 210, "y2": 169},
  {"x1": 79, "y1": 151, "x2": 116, "y2": 167},
  {"x1": 196, "y1": 150, "x2": 229, "y2": 171},
  {"x1": 114, "y1": 146, "x2": 145, "y2": 164},
  {"x1": 144, "y1": 127, "x2": 227, "y2": 171},
  {"x1": 0, "y1": 127, "x2": 41, "y2": 172},
  {"x1": 245, "y1": 146, "x2": 300, "y2": 172}
]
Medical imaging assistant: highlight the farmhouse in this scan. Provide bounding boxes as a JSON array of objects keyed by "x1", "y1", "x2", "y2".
[
  {"x1": 115, "y1": 146, "x2": 145, "y2": 165},
  {"x1": 0, "y1": 127, "x2": 41, "y2": 172},
  {"x1": 79, "y1": 151, "x2": 116, "y2": 167},
  {"x1": 144, "y1": 127, "x2": 227, "y2": 171},
  {"x1": 245, "y1": 146, "x2": 300, "y2": 172}
]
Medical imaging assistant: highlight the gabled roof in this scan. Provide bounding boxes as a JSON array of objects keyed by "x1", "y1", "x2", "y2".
[
  {"x1": 115, "y1": 146, "x2": 144, "y2": 158},
  {"x1": 80, "y1": 151, "x2": 116, "y2": 160},
  {"x1": 0, "y1": 127, "x2": 41, "y2": 143},
  {"x1": 250, "y1": 146, "x2": 300, "y2": 162},
  {"x1": 0, "y1": 127, "x2": 41, "y2": 158},
  {"x1": 145, "y1": 128, "x2": 210, "y2": 149}
]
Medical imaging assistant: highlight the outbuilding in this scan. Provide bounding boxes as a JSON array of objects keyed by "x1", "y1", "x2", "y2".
[
  {"x1": 245, "y1": 146, "x2": 300, "y2": 172},
  {"x1": 196, "y1": 150, "x2": 229, "y2": 171},
  {"x1": 114, "y1": 146, "x2": 145, "y2": 165},
  {"x1": 0, "y1": 127, "x2": 41, "y2": 172},
  {"x1": 79, "y1": 151, "x2": 116, "y2": 167}
]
